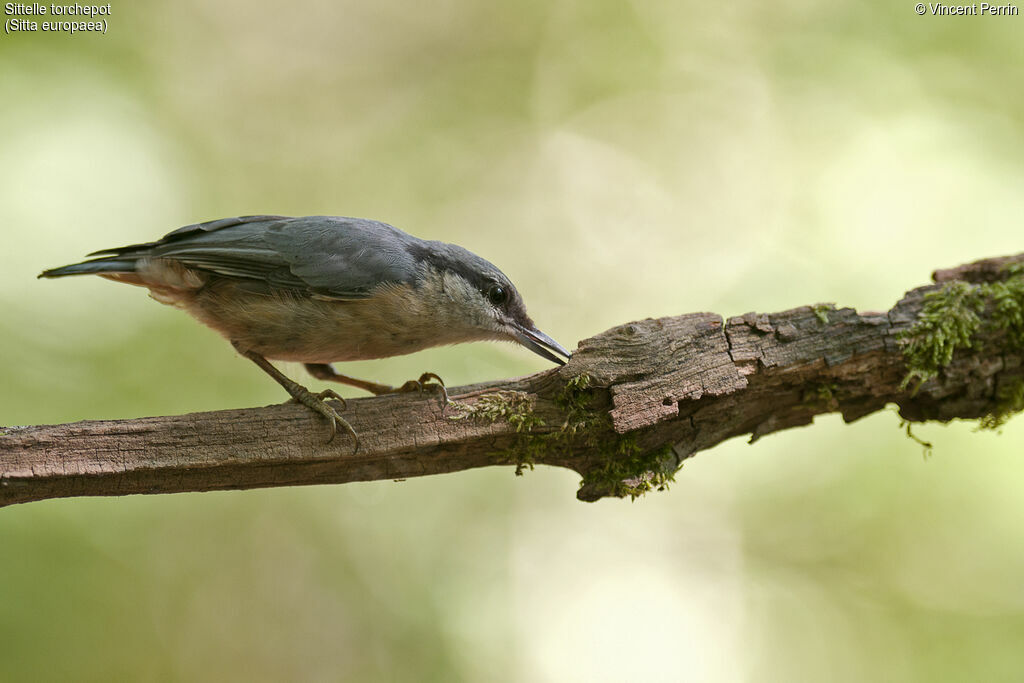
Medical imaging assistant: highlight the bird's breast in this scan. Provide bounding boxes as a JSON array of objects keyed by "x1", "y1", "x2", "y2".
[{"x1": 184, "y1": 279, "x2": 487, "y2": 363}]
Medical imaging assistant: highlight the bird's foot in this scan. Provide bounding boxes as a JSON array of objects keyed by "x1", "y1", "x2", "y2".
[
  {"x1": 289, "y1": 387, "x2": 358, "y2": 450},
  {"x1": 394, "y1": 372, "x2": 449, "y2": 405}
]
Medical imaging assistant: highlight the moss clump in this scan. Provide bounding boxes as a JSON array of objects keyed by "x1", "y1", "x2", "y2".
[
  {"x1": 448, "y1": 390, "x2": 544, "y2": 474},
  {"x1": 556, "y1": 374, "x2": 680, "y2": 499},
  {"x1": 813, "y1": 303, "x2": 834, "y2": 325},
  {"x1": 449, "y1": 373, "x2": 680, "y2": 499},
  {"x1": 1004, "y1": 261, "x2": 1024, "y2": 278},
  {"x1": 449, "y1": 391, "x2": 544, "y2": 433},
  {"x1": 900, "y1": 281, "x2": 985, "y2": 388},
  {"x1": 900, "y1": 271, "x2": 1024, "y2": 386},
  {"x1": 578, "y1": 441, "x2": 677, "y2": 500},
  {"x1": 554, "y1": 373, "x2": 597, "y2": 436},
  {"x1": 802, "y1": 382, "x2": 839, "y2": 411},
  {"x1": 899, "y1": 262, "x2": 1024, "y2": 433},
  {"x1": 978, "y1": 377, "x2": 1024, "y2": 431},
  {"x1": 987, "y1": 278, "x2": 1024, "y2": 347}
]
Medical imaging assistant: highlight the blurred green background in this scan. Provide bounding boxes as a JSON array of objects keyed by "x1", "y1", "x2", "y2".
[{"x1": 2, "y1": 0, "x2": 1024, "y2": 680}]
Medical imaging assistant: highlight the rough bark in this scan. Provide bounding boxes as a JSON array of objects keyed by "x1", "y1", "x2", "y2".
[{"x1": 3, "y1": 253, "x2": 1023, "y2": 506}]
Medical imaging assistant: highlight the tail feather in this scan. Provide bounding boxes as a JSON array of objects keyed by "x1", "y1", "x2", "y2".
[{"x1": 38, "y1": 258, "x2": 139, "y2": 279}]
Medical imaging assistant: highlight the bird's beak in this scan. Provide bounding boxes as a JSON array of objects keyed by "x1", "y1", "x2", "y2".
[{"x1": 513, "y1": 324, "x2": 572, "y2": 366}]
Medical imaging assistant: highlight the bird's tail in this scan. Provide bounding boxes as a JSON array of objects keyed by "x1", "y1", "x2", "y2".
[{"x1": 38, "y1": 258, "x2": 139, "y2": 279}]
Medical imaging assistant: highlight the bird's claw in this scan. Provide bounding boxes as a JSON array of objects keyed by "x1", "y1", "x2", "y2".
[
  {"x1": 290, "y1": 387, "x2": 358, "y2": 451},
  {"x1": 397, "y1": 372, "x2": 449, "y2": 405},
  {"x1": 315, "y1": 388, "x2": 348, "y2": 410}
]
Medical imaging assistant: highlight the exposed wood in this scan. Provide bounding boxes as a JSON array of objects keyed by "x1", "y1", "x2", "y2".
[{"x1": 3, "y1": 253, "x2": 1023, "y2": 506}]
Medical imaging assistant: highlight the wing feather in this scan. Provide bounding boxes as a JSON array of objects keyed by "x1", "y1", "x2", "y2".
[{"x1": 109, "y1": 215, "x2": 422, "y2": 299}]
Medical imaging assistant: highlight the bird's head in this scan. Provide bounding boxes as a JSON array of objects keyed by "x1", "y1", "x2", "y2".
[{"x1": 410, "y1": 241, "x2": 572, "y2": 365}]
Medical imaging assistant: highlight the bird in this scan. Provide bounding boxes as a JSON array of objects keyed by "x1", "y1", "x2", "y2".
[{"x1": 39, "y1": 215, "x2": 572, "y2": 447}]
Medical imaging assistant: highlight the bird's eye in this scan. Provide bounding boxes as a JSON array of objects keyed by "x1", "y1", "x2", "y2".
[{"x1": 487, "y1": 285, "x2": 508, "y2": 306}]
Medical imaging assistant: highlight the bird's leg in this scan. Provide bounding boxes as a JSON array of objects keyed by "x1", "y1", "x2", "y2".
[
  {"x1": 305, "y1": 364, "x2": 449, "y2": 404},
  {"x1": 233, "y1": 344, "x2": 357, "y2": 448},
  {"x1": 304, "y1": 364, "x2": 398, "y2": 394}
]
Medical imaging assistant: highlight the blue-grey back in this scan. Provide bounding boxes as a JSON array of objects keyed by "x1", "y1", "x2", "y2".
[{"x1": 122, "y1": 215, "x2": 423, "y2": 300}]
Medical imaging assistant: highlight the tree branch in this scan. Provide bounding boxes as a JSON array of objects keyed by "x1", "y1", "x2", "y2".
[{"x1": 3, "y1": 253, "x2": 1023, "y2": 506}]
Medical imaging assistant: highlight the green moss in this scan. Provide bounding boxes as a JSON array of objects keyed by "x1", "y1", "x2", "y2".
[
  {"x1": 1004, "y1": 261, "x2": 1024, "y2": 278},
  {"x1": 803, "y1": 382, "x2": 839, "y2": 411},
  {"x1": 449, "y1": 391, "x2": 543, "y2": 432},
  {"x1": 899, "y1": 262, "x2": 1024, "y2": 434},
  {"x1": 978, "y1": 377, "x2": 1024, "y2": 431},
  {"x1": 578, "y1": 441, "x2": 677, "y2": 500},
  {"x1": 562, "y1": 372, "x2": 593, "y2": 396},
  {"x1": 900, "y1": 281, "x2": 985, "y2": 388},
  {"x1": 553, "y1": 373, "x2": 597, "y2": 436},
  {"x1": 448, "y1": 390, "x2": 545, "y2": 474},
  {"x1": 556, "y1": 374, "x2": 680, "y2": 500},
  {"x1": 813, "y1": 303, "x2": 834, "y2": 325},
  {"x1": 448, "y1": 373, "x2": 680, "y2": 498},
  {"x1": 900, "y1": 273, "x2": 1024, "y2": 387},
  {"x1": 899, "y1": 417, "x2": 934, "y2": 458},
  {"x1": 987, "y1": 278, "x2": 1024, "y2": 347}
]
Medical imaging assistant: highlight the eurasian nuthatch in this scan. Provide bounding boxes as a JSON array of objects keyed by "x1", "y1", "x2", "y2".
[{"x1": 40, "y1": 215, "x2": 571, "y2": 445}]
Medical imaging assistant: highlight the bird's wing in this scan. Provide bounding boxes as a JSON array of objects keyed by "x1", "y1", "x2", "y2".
[
  {"x1": 261, "y1": 217, "x2": 420, "y2": 300},
  {"x1": 122, "y1": 215, "x2": 420, "y2": 300},
  {"x1": 87, "y1": 215, "x2": 289, "y2": 256}
]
